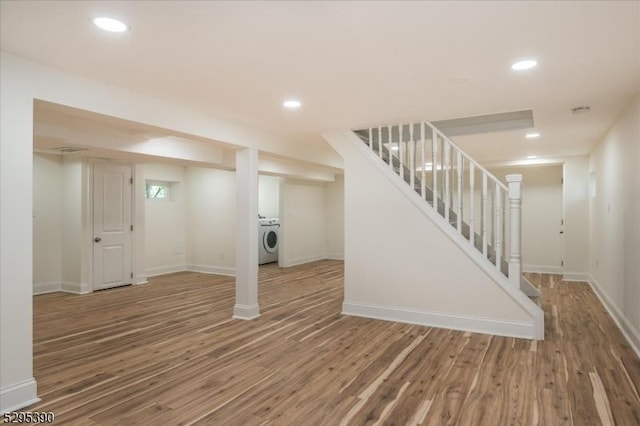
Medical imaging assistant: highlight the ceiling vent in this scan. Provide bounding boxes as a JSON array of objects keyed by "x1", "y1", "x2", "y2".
[
  {"x1": 571, "y1": 106, "x2": 591, "y2": 114},
  {"x1": 51, "y1": 146, "x2": 89, "y2": 154}
]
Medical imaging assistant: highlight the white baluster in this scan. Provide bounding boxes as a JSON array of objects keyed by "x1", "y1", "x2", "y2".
[
  {"x1": 482, "y1": 173, "x2": 488, "y2": 258},
  {"x1": 506, "y1": 174, "x2": 523, "y2": 288},
  {"x1": 387, "y1": 125, "x2": 392, "y2": 169},
  {"x1": 469, "y1": 162, "x2": 475, "y2": 247},
  {"x1": 457, "y1": 151, "x2": 463, "y2": 233},
  {"x1": 421, "y1": 122, "x2": 426, "y2": 199},
  {"x1": 409, "y1": 124, "x2": 415, "y2": 189},
  {"x1": 368, "y1": 127, "x2": 372, "y2": 148},
  {"x1": 444, "y1": 140, "x2": 450, "y2": 224},
  {"x1": 399, "y1": 124, "x2": 404, "y2": 178},
  {"x1": 378, "y1": 126, "x2": 383, "y2": 158},
  {"x1": 495, "y1": 182, "x2": 502, "y2": 272},
  {"x1": 432, "y1": 129, "x2": 437, "y2": 206}
]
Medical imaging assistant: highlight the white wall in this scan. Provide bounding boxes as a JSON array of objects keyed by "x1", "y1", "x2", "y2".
[
  {"x1": 324, "y1": 174, "x2": 345, "y2": 260},
  {"x1": 61, "y1": 157, "x2": 86, "y2": 292},
  {"x1": 563, "y1": 157, "x2": 589, "y2": 280},
  {"x1": 492, "y1": 166, "x2": 564, "y2": 274},
  {"x1": 185, "y1": 167, "x2": 236, "y2": 275},
  {"x1": 259, "y1": 175, "x2": 280, "y2": 218},
  {"x1": 1, "y1": 52, "x2": 38, "y2": 410},
  {"x1": 144, "y1": 163, "x2": 187, "y2": 276},
  {"x1": 279, "y1": 179, "x2": 328, "y2": 266},
  {"x1": 324, "y1": 131, "x2": 541, "y2": 338},
  {"x1": 33, "y1": 153, "x2": 63, "y2": 293},
  {"x1": 588, "y1": 93, "x2": 640, "y2": 353}
]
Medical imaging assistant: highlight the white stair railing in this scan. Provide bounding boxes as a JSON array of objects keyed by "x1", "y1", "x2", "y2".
[{"x1": 362, "y1": 122, "x2": 523, "y2": 288}]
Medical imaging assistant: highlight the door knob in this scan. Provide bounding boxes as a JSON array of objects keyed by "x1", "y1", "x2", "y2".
[{"x1": 94, "y1": 237, "x2": 102, "y2": 242}]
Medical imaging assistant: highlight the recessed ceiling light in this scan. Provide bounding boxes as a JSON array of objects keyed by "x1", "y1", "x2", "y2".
[
  {"x1": 93, "y1": 17, "x2": 128, "y2": 33},
  {"x1": 511, "y1": 59, "x2": 537, "y2": 71},
  {"x1": 527, "y1": 155, "x2": 538, "y2": 159},
  {"x1": 283, "y1": 99, "x2": 301, "y2": 109},
  {"x1": 525, "y1": 132, "x2": 541, "y2": 139}
]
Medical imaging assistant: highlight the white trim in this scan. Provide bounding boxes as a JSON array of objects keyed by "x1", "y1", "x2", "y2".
[
  {"x1": 523, "y1": 264, "x2": 562, "y2": 274},
  {"x1": 280, "y1": 255, "x2": 326, "y2": 268},
  {"x1": 562, "y1": 272, "x2": 589, "y2": 282},
  {"x1": 145, "y1": 264, "x2": 186, "y2": 277},
  {"x1": 33, "y1": 282, "x2": 61, "y2": 295},
  {"x1": 133, "y1": 273, "x2": 148, "y2": 285},
  {"x1": 325, "y1": 253, "x2": 345, "y2": 261},
  {"x1": 587, "y1": 274, "x2": 640, "y2": 359},
  {"x1": 60, "y1": 282, "x2": 89, "y2": 294},
  {"x1": 186, "y1": 264, "x2": 235, "y2": 277},
  {"x1": 0, "y1": 378, "x2": 39, "y2": 413},
  {"x1": 342, "y1": 301, "x2": 536, "y2": 339},
  {"x1": 233, "y1": 303, "x2": 260, "y2": 320}
]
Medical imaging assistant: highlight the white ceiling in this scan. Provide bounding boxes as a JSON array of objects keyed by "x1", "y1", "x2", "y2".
[{"x1": 2, "y1": 1, "x2": 639, "y2": 165}]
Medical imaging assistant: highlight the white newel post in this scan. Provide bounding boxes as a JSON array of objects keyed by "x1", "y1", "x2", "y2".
[
  {"x1": 234, "y1": 148, "x2": 260, "y2": 320},
  {"x1": 506, "y1": 174, "x2": 523, "y2": 289}
]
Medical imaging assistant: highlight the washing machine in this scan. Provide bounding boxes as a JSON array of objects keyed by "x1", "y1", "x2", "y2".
[{"x1": 259, "y1": 218, "x2": 280, "y2": 264}]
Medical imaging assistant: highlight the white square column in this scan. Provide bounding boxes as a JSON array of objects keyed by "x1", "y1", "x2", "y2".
[{"x1": 233, "y1": 148, "x2": 260, "y2": 319}]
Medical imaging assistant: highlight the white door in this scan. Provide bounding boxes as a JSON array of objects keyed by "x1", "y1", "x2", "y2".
[{"x1": 93, "y1": 163, "x2": 133, "y2": 291}]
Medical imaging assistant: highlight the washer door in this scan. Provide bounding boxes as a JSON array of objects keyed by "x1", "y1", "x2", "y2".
[{"x1": 263, "y1": 227, "x2": 278, "y2": 253}]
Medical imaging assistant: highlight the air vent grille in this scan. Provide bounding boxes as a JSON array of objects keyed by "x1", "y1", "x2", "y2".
[{"x1": 51, "y1": 146, "x2": 89, "y2": 153}]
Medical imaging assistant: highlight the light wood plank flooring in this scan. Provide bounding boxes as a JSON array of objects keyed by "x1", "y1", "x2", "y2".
[{"x1": 27, "y1": 261, "x2": 640, "y2": 425}]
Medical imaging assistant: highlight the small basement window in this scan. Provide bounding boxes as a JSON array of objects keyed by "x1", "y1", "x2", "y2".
[{"x1": 145, "y1": 181, "x2": 170, "y2": 200}]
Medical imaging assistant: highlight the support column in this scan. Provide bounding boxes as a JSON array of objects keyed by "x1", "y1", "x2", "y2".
[
  {"x1": 506, "y1": 174, "x2": 523, "y2": 289},
  {"x1": 233, "y1": 148, "x2": 260, "y2": 319},
  {"x1": 0, "y1": 59, "x2": 39, "y2": 411}
]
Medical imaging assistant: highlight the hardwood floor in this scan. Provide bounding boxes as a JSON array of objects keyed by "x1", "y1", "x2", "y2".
[{"x1": 28, "y1": 261, "x2": 640, "y2": 425}]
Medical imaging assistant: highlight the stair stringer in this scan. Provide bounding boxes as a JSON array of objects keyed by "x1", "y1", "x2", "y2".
[{"x1": 323, "y1": 130, "x2": 544, "y2": 340}]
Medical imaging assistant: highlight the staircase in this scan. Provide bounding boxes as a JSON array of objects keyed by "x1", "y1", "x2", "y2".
[
  {"x1": 355, "y1": 122, "x2": 542, "y2": 307},
  {"x1": 323, "y1": 121, "x2": 543, "y2": 339}
]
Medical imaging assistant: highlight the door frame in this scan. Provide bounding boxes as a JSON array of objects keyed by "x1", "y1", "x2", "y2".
[{"x1": 87, "y1": 159, "x2": 138, "y2": 292}]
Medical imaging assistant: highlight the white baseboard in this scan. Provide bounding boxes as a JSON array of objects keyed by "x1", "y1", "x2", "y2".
[
  {"x1": 562, "y1": 272, "x2": 589, "y2": 282},
  {"x1": 145, "y1": 264, "x2": 186, "y2": 277},
  {"x1": 133, "y1": 273, "x2": 148, "y2": 285},
  {"x1": 60, "y1": 282, "x2": 88, "y2": 294},
  {"x1": 186, "y1": 264, "x2": 235, "y2": 277},
  {"x1": 233, "y1": 303, "x2": 260, "y2": 320},
  {"x1": 280, "y1": 255, "x2": 325, "y2": 268},
  {"x1": 0, "y1": 378, "x2": 39, "y2": 413},
  {"x1": 587, "y1": 274, "x2": 640, "y2": 359},
  {"x1": 33, "y1": 282, "x2": 61, "y2": 295},
  {"x1": 523, "y1": 264, "x2": 562, "y2": 274},
  {"x1": 325, "y1": 253, "x2": 345, "y2": 261},
  {"x1": 342, "y1": 301, "x2": 536, "y2": 340}
]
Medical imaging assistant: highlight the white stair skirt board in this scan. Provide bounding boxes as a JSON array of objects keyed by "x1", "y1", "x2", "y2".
[
  {"x1": 0, "y1": 378, "x2": 40, "y2": 413},
  {"x1": 343, "y1": 302, "x2": 536, "y2": 339},
  {"x1": 562, "y1": 272, "x2": 590, "y2": 282},
  {"x1": 588, "y1": 274, "x2": 640, "y2": 359},
  {"x1": 233, "y1": 303, "x2": 260, "y2": 320},
  {"x1": 523, "y1": 265, "x2": 563, "y2": 274},
  {"x1": 520, "y1": 276, "x2": 542, "y2": 298},
  {"x1": 186, "y1": 264, "x2": 235, "y2": 277}
]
